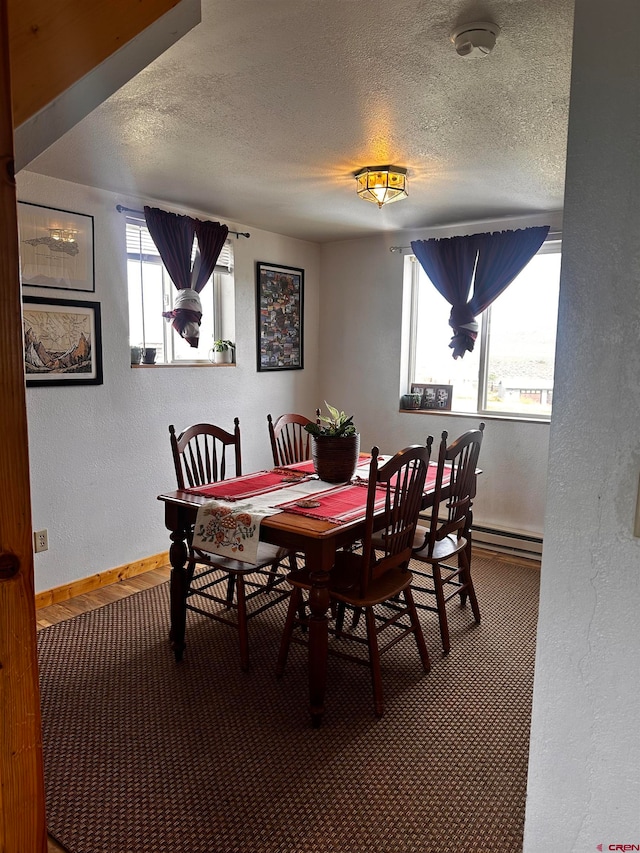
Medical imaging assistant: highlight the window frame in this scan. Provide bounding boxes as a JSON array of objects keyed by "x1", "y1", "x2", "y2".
[
  {"x1": 407, "y1": 234, "x2": 561, "y2": 421},
  {"x1": 126, "y1": 218, "x2": 234, "y2": 366}
]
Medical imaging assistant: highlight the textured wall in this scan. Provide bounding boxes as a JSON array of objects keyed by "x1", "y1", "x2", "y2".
[
  {"x1": 17, "y1": 171, "x2": 321, "y2": 592},
  {"x1": 319, "y1": 213, "x2": 561, "y2": 540},
  {"x1": 524, "y1": 0, "x2": 640, "y2": 848}
]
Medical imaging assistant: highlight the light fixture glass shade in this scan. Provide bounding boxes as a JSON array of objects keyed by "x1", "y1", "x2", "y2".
[
  {"x1": 49, "y1": 228, "x2": 78, "y2": 243},
  {"x1": 355, "y1": 166, "x2": 408, "y2": 208}
]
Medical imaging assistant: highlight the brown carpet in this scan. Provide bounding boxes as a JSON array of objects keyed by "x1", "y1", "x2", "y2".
[{"x1": 38, "y1": 555, "x2": 540, "y2": 853}]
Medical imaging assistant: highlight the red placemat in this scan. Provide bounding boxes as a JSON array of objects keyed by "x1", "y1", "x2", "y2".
[
  {"x1": 354, "y1": 461, "x2": 446, "y2": 493},
  {"x1": 276, "y1": 482, "x2": 387, "y2": 524},
  {"x1": 274, "y1": 453, "x2": 371, "y2": 478},
  {"x1": 272, "y1": 460, "x2": 316, "y2": 474},
  {"x1": 186, "y1": 470, "x2": 306, "y2": 500},
  {"x1": 425, "y1": 462, "x2": 440, "y2": 492}
]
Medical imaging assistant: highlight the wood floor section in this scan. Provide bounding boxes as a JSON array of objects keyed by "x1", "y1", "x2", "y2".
[
  {"x1": 38, "y1": 547, "x2": 538, "y2": 852},
  {"x1": 36, "y1": 566, "x2": 171, "y2": 631}
]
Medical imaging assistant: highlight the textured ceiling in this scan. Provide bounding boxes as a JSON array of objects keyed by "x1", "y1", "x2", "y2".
[{"x1": 23, "y1": 0, "x2": 574, "y2": 243}]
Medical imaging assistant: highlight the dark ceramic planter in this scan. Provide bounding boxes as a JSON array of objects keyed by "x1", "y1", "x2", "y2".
[{"x1": 311, "y1": 434, "x2": 361, "y2": 483}]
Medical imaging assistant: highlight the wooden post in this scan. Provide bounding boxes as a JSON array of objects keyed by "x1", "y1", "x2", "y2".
[{"x1": 0, "y1": 0, "x2": 47, "y2": 849}]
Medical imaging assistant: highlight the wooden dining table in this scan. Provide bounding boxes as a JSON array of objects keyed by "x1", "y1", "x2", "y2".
[{"x1": 158, "y1": 460, "x2": 476, "y2": 727}]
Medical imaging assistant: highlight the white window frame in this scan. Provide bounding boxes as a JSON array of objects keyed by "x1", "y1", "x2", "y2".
[
  {"x1": 407, "y1": 234, "x2": 561, "y2": 420},
  {"x1": 126, "y1": 218, "x2": 234, "y2": 365}
]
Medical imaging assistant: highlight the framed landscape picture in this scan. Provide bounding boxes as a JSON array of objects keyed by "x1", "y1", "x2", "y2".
[
  {"x1": 17, "y1": 201, "x2": 95, "y2": 292},
  {"x1": 256, "y1": 261, "x2": 304, "y2": 371},
  {"x1": 23, "y1": 296, "x2": 103, "y2": 386}
]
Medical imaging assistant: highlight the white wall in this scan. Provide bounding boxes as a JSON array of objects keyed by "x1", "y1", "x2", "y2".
[
  {"x1": 319, "y1": 212, "x2": 562, "y2": 540},
  {"x1": 19, "y1": 171, "x2": 557, "y2": 593},
  {"x1": 18, "y1": 4, "x2": 640, "y2": 839},
  {"x1": 17, "y1": 171, "x2": 321, "y2": 593},
  {"x1": 524, "y1": 0, "x2": 640, "y2": 848}
]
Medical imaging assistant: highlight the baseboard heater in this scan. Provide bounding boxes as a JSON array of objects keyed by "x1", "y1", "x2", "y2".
[{"x1": 471, "y1": 524, "x2": 543, "y2": 559}]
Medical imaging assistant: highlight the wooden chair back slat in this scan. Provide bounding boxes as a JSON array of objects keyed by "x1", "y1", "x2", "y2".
[
  {"x1": 268, "y1": 413, "x2": 313, "y2": 467},
  {"x1": 169, "y1": 420, "x2": 242, "y2": 489},
  {"x1": 360, "y1": 441, "x2": 432, "y2": 598},
  {"x1": 212, "y1": 439, "x2": 220, "y2": 483}
]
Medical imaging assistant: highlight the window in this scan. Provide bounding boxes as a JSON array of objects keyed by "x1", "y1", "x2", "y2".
[
  {"x1": 407, "y1": 236, "x2": 561, "y2": 419},
  {"x1": 126, "y1": 220, "x2": 235, "y2": 364}
]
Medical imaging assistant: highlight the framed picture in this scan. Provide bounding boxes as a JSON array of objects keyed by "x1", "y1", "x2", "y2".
[
  {"x1": 17, "y1": 201, "x2": 95, "y2": 292},
  {"x1": 256, "y1": 261, "x2": 304, "y2": 371},
  {"x1": 23, "y1": 296, "x2": 103, "y2": 386},
  {"x1": 411, "y1": 383, "x2": 453, "y2": 411}
]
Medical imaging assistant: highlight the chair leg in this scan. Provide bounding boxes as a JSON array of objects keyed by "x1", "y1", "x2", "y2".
[
  {"x1": 350, "y1": 607, "x2": 363, "y2": 631},
  {"x1": 334, "y1": 603, "x2": 362, "y2": 638},
  {"x1": 460, "y1": 550, "x2": 481, "y2": 624},
  {"x1": 276, "y1": 587, "x2": 301, "y2": 676},
  {"x1": 404, "y1": 587, "x2": 431, "y2": 673},
  {"x1": 287, "y1": 553, "x2": 306, "y2": 631},
  {"x1": 235, "y1": 576, "x2": 249, "y2": 672},
  {"x1": 266, "y1": 552, "x2": 298, "y2": 592},
  {"x1": 225, "y1": 574, "x2": 236, "y2": 608},
  {"x1": 297, "y1": 594, "x2": 307, "y2": 633},
  {"x1": 334, "y1": 601, "x2": 346, "y2": 637},
  {"x1": 186, "y1": 558, "x2": 197, "y2": 586},
  {"x1": 457, "y1": 552, "x2": 469, "y2": 606},
  {"x1": 365, "y1": 607, "x2": 384, "y2": 718},
  {"x1": 265, "y1": 560, "x2": 281, "y2": 592},
  {"x1": 432, "y1": 562, "x2": 451, "y2": 655}
]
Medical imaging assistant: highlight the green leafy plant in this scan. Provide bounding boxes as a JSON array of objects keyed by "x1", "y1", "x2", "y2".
[
  {"x1": 213, "y1": 339, "x2": 234, "y2": 352},
  {"x1": 305, "y1": 402, "x2": 356, "y2": 437}
]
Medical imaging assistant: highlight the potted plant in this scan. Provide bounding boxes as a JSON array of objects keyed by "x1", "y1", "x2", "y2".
[
  {"x1": 304, "y1": 402, "x2": 360, "y2": 483},
  {"x1": 401, "y1": 392, "x2": 422, "y2": 410},
  {"x1": 210, "y1": 339, "x2": 235, "y2": 364}
]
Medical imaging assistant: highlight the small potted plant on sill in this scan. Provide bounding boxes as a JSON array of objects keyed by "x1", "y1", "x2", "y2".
[
  {"x1": 210, "y1": 339, "x2": 235, "y2": 364},
  {"x1": 305, "y1": 402, "x2": 360, "y2": 483},
  {"x1": 401, "y1": 392, "x2": 422, "y2": 410}
]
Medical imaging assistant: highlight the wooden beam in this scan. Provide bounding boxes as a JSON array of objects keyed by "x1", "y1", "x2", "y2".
[
  {"x1": 8, "y1": 0, "x2": 184, "y2": 127},
  {"x1": 11, "y1": 0, "x2": 201, "y2": 170},
  {"x1": 0, "y1": 0, "x2": 47, "y2": 848}
]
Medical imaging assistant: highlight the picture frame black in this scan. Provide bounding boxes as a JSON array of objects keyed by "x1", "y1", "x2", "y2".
[
  {"x1": 17, "y1": 201, "x2": 95, "y2": 292},
  {"x1": 411, "y1": 382, "x2": 453, "y2": 411},
  {"x1": 22, "y1": 296, "x2": 103, "y2": 387},
  {"x1": 256, "y1": 261, "x2": 304, "y2": 371}
]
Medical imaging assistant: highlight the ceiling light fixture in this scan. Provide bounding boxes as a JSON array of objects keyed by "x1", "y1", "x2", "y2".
[
  {"x1": 450, "y1": 21, "x2": 500, "y2": 57},
  {"x1": 355, "y1": 166, "x2": 408, "y2": 208},
  {"x1": 49, "y1": 227, "x2": 78, "y2": 243}
]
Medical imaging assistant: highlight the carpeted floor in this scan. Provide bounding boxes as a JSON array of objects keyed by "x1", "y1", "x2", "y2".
[{"x1": 38, "y1": 555, "x2": 540, "y2": 853}]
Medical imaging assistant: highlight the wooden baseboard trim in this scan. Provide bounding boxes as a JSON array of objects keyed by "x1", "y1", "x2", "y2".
[
  {"x1": 33, "y1": 545, "x2": 539, "y2": 611},
  {"x1": 34, "y1": 551, "x2": 170, "y2": 609}
]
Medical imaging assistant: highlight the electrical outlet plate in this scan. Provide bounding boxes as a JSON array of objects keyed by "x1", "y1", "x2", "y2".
[{"x1": 34, "y1": 529, "x2": 48, "y2": 553}]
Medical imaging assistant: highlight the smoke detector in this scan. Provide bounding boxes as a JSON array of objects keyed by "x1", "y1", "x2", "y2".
[{"x1": 450, "y1": 21, "x2": 501, "y2": 56}]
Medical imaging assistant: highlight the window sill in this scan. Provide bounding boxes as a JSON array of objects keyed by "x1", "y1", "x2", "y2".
[
  {"x1": 398, "y1": 407, "x2": 550, "y2": 425},
  {"x1": 131, "y1": 362, "x2": 236, "y2": 368}
]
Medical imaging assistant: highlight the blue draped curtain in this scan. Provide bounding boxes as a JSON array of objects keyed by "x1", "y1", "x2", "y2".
[
  {"x1": 411, "y1": 225, "x2": 550, "y2": 358},
  {"x1": 144, "y1": 206, "x2": 229, "y2": 348}
]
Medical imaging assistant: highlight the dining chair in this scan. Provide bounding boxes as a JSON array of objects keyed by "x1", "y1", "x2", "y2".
[
  {"x1": 169, "y1": 419, "x2": 296, "y2": 671},
  {"x1": 410, "y1": 423, "x2": 485, "y2": 654},
  {"x1": 267, "y1": 412, "x2": 313, "y2": 467},
  {"x1": 277, "y1": 442, "x2": 433, "y2": 718},
  {"x1": 170, "y1": 420, "x2": 242, "y2": 488}
]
